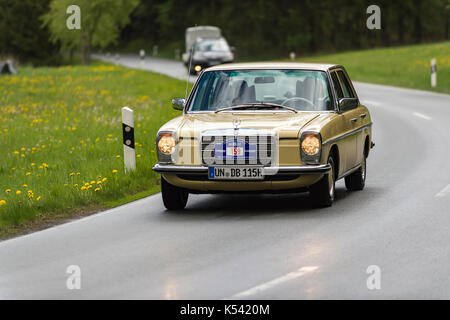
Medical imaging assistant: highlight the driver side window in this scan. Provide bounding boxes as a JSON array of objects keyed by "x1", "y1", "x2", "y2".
[
  {"x1": 337, "y1": 70, "x2": 355, "y2": 98},
  {"x1": 330, "y1": 71, "x2": 343, "y2": 100}
]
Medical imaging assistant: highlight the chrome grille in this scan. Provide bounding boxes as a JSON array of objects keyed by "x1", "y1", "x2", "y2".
[{"x1": 201, "y1": 132, "x2": 275, "y2": 166}]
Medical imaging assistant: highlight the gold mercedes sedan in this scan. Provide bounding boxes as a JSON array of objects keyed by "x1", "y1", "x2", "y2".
[{"x1": 153, "y1": 63, "x2": 374, "y2": 209}]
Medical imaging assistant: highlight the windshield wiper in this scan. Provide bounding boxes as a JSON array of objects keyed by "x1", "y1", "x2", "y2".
[{"x1": 214, "y1": 103, "x2": 298, "y2": 113}]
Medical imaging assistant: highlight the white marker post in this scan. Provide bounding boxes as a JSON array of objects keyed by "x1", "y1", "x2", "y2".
[
  {"x1": 431, "y1": 58, "x2": 437, "y2": 88},
  {"x1": 289, "y1": 52, "x2": 296, "y2": 61},
  {"x1": 139, "y1": 49, "x2": 145, "y2": 67},
  {"x1": 153, "y1": 45, "x2": 158, "y2": 57},
  {"x1": 122, "y1": 107, "x2": 136, "y2": 172}
]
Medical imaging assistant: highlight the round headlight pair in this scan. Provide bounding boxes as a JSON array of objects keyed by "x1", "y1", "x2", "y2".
[
  {"x1": 158, "y1": 134, "x2": 176, "y2": 155},
  {"x1": 301, "y1": 134, "x2": 320, "y2": 156}
]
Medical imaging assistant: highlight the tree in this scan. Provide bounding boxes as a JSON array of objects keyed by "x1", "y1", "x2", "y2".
[
  {"x1": 0, "y1": 0, "x2": 61, "y2": 66},
  {"x1": 42, "y1": 0, "x2": 140, "y2": 65}
]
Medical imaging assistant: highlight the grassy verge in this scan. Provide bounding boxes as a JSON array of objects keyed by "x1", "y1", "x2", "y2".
[
  {"x1": 0, "y1": 61, "x2": 186, "y2": 238},
  {"x1": 296, "y1": 41, "x2": 450, "y2": 94}
]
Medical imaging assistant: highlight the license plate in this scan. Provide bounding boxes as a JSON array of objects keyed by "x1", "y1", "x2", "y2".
[{"x1": 208, "y1": 166, "x2": 264, "y2": 180}]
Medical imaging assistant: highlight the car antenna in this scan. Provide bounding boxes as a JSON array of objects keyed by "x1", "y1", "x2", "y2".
[
  {"x1": 185, "y1": 24, "x2": 197, "y2": 100},
  {"x1": 185, "y1": 46, "x2": 194, "y2": 100}
]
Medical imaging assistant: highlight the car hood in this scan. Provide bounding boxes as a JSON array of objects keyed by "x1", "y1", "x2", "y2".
[{"x1": 165, "y1": 112, "x2": 320, "y2": 139}]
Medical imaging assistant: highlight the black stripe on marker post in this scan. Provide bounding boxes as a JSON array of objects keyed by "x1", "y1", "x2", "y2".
[{"x1": 122, "y1": 123, "x2": 135, "y2": 149}]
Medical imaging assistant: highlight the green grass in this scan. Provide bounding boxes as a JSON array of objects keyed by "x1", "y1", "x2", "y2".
[
  {"x1": 296, "y1": 41, "x2": 450, "y2": 94},
  {"x1": 0, "y1": 61, "x2": 187, "y2": 236}
]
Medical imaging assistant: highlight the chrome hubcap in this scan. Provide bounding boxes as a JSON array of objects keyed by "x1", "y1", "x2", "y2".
[
  {"x1": 361, "y1": 157, "x2": 366, "y2": 181},
  {"x1": 328, "y1": 163, "x2": 334, "y2": 198}
]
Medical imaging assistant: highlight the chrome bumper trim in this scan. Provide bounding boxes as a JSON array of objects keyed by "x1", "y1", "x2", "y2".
[{"x1": 152, "y1": 164, "x2": 331, "y2": 175}]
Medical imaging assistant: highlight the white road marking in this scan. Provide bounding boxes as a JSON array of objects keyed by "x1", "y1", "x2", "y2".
[
  {"x1": 362, "y1": 100, "x2": 381, "y2": 106},
  {"x1": 435, "y1": 184, "x2": 450, "y2": 198},
  {"x1": 228, "y1": 266, "x2": 319, "y2": 299},
  {"x1": 413, "y1": 112, "x2": 432, "y2": 120}
]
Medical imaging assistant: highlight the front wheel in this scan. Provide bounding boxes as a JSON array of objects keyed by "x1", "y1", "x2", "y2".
[
  {"x1": 161, "y1": 177, "x2": 189, "y2": 210},
  {"x1": 310, "y1": 155, "x2": 336, "y2": 207},
  {"x1": 345, "y1": 155, "x2": 366, "y2": 191}
]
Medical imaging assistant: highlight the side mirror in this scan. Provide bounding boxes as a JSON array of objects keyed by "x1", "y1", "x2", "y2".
[
  {"x1": 338, "y1": 98, "x2": 358, "y2": 111},
  {"x1": 172, "y1": 98, "x2": 186, "y2": 111}
]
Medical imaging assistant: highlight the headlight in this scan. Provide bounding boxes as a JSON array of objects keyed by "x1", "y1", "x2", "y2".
[
  {"x1": 156, "y1": 131, "x2": 177, "y2": 164},
  {"x1": 301, "y1": 134, "x2": 320, "y2": 155},
  {"x1": 300, "y1": 132, "x2": 322, "y2": 164},
  {"x1": 158, "y1": 134, "x2": 176, "y2": 155}
]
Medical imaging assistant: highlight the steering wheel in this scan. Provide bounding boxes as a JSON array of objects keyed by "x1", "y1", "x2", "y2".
[{"x1": 281, "y1": 97, "x2": 315, "y2": 109}]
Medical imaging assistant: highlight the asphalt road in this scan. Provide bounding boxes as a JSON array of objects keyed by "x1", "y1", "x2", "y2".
[{"x1": 1, "y1": 54, "x2": 450, "y2": 299}]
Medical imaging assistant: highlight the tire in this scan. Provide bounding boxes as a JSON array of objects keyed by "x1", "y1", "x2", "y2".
[
  {"x1": 161, "y1": 177, "x2": 189, "y2": 210},
  {"x1": 345, "y1": 155, "x2": 366, "y2": 191},
  {"x1": 310, "y1": 155, "x2": 336, "y2": 207}
]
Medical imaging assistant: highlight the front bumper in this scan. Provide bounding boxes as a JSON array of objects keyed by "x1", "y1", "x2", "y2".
[{"x1": 152, "y1": 164, "x2": 331, "y2": 176}]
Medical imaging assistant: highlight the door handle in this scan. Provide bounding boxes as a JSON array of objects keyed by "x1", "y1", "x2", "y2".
[
  {"x1": 360, "y1": 113, "x2": 367, "y2": 119},
  {"x1": 350, "y1": 118, "x2": 358, "y2": 123}
]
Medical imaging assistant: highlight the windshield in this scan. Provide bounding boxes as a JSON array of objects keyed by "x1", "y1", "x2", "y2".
[
  {"x1": 195, "y1": 38, "x2": 230, "y2": 52},
  {"x1": 188, "y1": 69, "x2": 333, "y2": 112}
]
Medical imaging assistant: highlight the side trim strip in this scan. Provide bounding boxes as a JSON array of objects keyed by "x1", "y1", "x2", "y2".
[{"x1": 323, "y1": 123, "x2": 372, "y2": 146}]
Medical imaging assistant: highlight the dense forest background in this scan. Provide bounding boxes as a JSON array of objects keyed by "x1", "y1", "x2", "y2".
[
  {"x1": 0, "y1": 0, "x2": 449, "y2": 65},
  {"x1": 120, "y1": 0, "x2": 450, "y2": 58}
]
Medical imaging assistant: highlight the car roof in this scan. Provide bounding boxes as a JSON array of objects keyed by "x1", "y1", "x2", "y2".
[{"x1": 205, "y1": 62, "x2": 339, "y2": 72}]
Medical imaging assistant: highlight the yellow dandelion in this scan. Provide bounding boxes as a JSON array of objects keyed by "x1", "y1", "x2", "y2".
[
  {"x1": 115, "y1": 155, "x2": 120, "y2": 158},
  {"x1": 87, "y1": 185, "x2": 92, "y2": 189},
  {"x1": 42, "y1": 163, "x2": 48, "y2": 168},
  {"x1": 94, "y1": 187, "x2": 100, "y2": 192},
  {"x1": 84, "y1": 182, "x2": 89, "y2": 186},
  {"x1": 76, "y1": 172, "x2": 80, "y2": 175},
  {"x1": 21, "y1": 154, "x2": 25, "y2": 158},
  {"x1": 39, "y1": 165, "x2": 43, "y2": 169},
  {"x1": 81, "y1": 186, "x2": 87, "y2": 190},
  {"x1": 26, "y1": 172, "x2": 31, "y2": 176},
  {"x1": 69, "y1": 172, "x2": 75, "y2": 176},
  {"x1": 31, "y1": 163, "x2": 35, "y2": 166},
  {"x1": 16, "y1": 190, "x2": 21, "y2": 195},
  {"x1": 96, "y1": 181, "x2": 102, "y2": 184},
  {"x1": 0, "y1": 200, "x2": 6, "y2": 206},
  {"x1": 74, "y1": 184, "x2": 79, "y2": 187},
  {"x1": 13, "y1": 150, "x2": 19, "y2": 155},
  {"x1": 137, "y1": 154, "x2": 141, "y2": 158},
  {"x1": 23, "y1": 184, "x2": 28, "y2": 188},
  {"x1": 36, "y1": 196, "x2": 41, "y2": 201},
  {"x1": 5, "y1": 189, "x2": 11, "y2": 193},
  {"x1": 90, "y1": 180, "x2": 96, "y2": 184},
  {"x1": 112, "y1": 169, "x2": 118, "y2": 174},
  {"x1": 102, "y1": 178, "x2": 107, "y2": 182}
]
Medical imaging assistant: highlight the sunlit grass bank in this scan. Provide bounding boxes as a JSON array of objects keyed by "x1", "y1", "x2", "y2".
[
  {"x1": 0, "y1": 62, "x2": 186, "y2": 236},
  {"x1": 298, "y1": 41, "x2": 450, "y2": 94}
]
